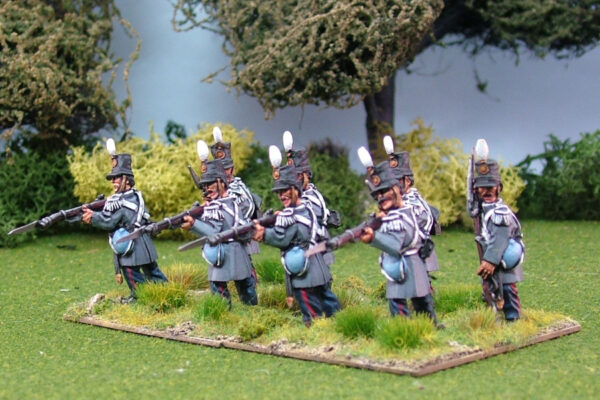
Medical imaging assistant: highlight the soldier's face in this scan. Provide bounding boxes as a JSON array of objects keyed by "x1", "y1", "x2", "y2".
[
  {"x1": 202, "y1": 181, "x2": 221, "y2": 201},
  {"x1": 111, "y1": 177, "x2": 129, "y2": 193},
  {"x1": 477, "y1": 186, "x2": 499, "y2": 203},
  {"x1": 376, "y1": 187, "x2": 402, "y2": 211},
  {"x1": 277, "y1": 187, "x2": 299, "y2": 208}
]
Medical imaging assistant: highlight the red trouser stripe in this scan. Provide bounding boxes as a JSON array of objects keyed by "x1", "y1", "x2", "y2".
[{"x1": 301, "y1": 289, "x2": 317, "y2": 318}]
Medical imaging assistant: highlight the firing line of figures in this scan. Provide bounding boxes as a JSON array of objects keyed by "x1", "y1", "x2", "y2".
[{"x1": 9, "y1": 128, "x2": 525, "y2": 327}]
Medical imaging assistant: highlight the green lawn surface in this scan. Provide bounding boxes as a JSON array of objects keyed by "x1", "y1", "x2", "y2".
[{"x1": 2, "y1": 220, "x2": 599, "y2": 399}]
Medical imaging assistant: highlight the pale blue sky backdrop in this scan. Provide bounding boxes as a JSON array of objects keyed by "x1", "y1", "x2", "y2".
[{"x1": 111, "y1": 0, "x2": 600, "y2": 170}]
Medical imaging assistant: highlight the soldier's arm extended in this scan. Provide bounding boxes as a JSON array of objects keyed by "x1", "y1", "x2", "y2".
[{"x1": 89, "y1": 207, "x2": 129, "y2": 231}]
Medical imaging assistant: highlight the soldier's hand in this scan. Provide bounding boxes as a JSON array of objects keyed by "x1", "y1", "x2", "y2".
[
  {"x1": 81, "y1": 206, "x2": 93, "y2": 224},
  {"x1": 181, "y1": 215, "x2": 194, "y2": 231},
  {"x1": 252, "y1": 221, "x2": 265, "y2": 242},
  {"x1": 115, "y1": 274, "x2": 123, "y2": 285},
  {"x1": 286, "y1": 296, "x2": 295, "y2": 308},
  {"x1": 360, "y1": 227, "x2": 374, "y2": 243},
  {"x1": 477, "y1": 260, "x2": 496, "y2": 280},
  {"x1": 376, "y1": 211, "x2": 386, "y2": 218}
]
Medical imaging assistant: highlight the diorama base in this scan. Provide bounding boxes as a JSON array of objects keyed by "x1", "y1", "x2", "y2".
[{"x1": 67, "y1": 314, "x2": 580, "y2": 376}]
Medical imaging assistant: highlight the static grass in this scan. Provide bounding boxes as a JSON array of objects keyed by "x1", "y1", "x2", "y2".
[
  {"x1": 71, "y1": 273, "x2": 572, "y2": 364},
  {"x1": 162, "y1": 262, "x2": 209, "y2": 290},
  {"x1": 136, "y1": 281, "x2": 187, "y2": 312},
  {"x1": 3, "y1": 221, "x2": 600, "y2": 399}
]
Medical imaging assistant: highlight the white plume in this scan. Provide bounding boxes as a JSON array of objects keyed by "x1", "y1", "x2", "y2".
[
  {"x1": 212, "y1": 126, "x2": 223, "y2": 143},
  {"x1": 474, "y1": 139, "x2": 489, "y2": 162},
  {"x1": 106, "y1": 138, "x2": 116, "y2": 156},
  {"x1": 269, "y1": 145, "x2": 282, "y2": 168},
  {"x1": 357, "y1": 146, "x2": 373, "y2": 168},
  {"x1": 282, "y1": 130, "x2": 294, "y2": 151},
  {"x1": 197, "y1": 140, "x2": 209, "y2": 161},
  {"x1": 383, "y1": 135, "x2": 394, "y2": 155}
]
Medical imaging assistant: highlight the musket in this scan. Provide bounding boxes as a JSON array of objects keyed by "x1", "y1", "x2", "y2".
[
  {"x1": 8, "y1": 194, "x2": 106, "y2": 235},
  {"x1": 469, "y1": 143, "x2": 504, "y2": 312},
  {"x1": 115, "y1": 202, "x2": 205, "y2": 244},
  {"x1": 305, "y1": 214, "x2": 382, "y2": 257},
  {"x1": 178, "y1": 209, "x2": 277, "y2": 252}
]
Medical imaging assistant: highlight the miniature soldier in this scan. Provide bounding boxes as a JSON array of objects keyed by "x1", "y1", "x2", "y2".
[
  {"x1": 79, "y1": 139, "x2": 168, "y2": 303},
  {"x1": 182, "y1": 159, "x2": 258, "y2": 307},
  {"x1": 252, "y1": 159, "x2": 341, "y2": 327},
  {"x1": 357, "y1": 147, "x2": 438, "y2": 324},
  {"x1": 383, "y1": 136, "x2": 440, "y2": 282},
  {"x1": 282, "y1": 131, "x2": 340, "y2": 306},
  {"x1": 468, "y1": 140, "x2": 524, "y2": 321}
]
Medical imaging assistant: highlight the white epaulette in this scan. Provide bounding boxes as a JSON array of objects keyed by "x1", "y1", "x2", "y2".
[
  {"x1": 275, "y1": 207, "x2": 296, "y2": 227},
  {"x1": 379, "y1": 210, "x2": 406, "y2": 233},
  {"x1": 201, "y1": 203, "x2": 223, "y2": 221},
  {"x1": 486, "y1": 204, "x2": 512, "y2": 227}
]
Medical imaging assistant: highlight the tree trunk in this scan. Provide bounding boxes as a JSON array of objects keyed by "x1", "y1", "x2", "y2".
[{"x1": 363, "y1": 73, "x2": 395, "y2": 162}]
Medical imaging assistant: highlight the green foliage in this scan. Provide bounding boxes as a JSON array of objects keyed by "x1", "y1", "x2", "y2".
[
  {"x1": 307, "y1": 140, "x2": 367, "y2": 229},
  {"x1": 162, "y1": 262, "x2": 209, "y2": 290},
  {"x1": 136, "y1": 282, "x2": 187, "y2": 313},
  {"x1": 334, "y1": 305, "x2": 378, "y2": 339},
  {"x1": 172, "y1": 0, "x2": 443, "y2": 116},
  {"x1": 517, "y1": 132, "x2": 600, "y2": 219},
  {"x1": 0, "y1": 151, "x2": 78, "y2": 247},
  {"x1": 375, "y1": 314, "x2": 436, "y2": 350},
  {"x1": 254, "y1": 258, "x2": 284, "y2": 284},
  {"x1": 0, "y1": 0, "x2": 134, "y2": 153},
  {"x1": 434, "y1": 284, "x2": 482, "y2": 315},
  {"x1": 391, "y1": 118, "x2": 524, "y2": 226},
  {"x1": 193, "y1": 294, "x2": 229, "y2": 322},
  {"x1": 463, "y1": 307, "x2": 498, "y2": 331},
  {"x1": 459, "y1": 1, "x2": 600, "y2": 59},
  {"x1": 67, "y1": 123, "x2": 254, "y2": 237}
]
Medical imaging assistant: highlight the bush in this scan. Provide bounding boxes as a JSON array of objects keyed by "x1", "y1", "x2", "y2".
[
  {"x1": 0, "y1": 151, "x2": 78, "y2": 247},
  {"x1": 334, "y1": 305, "x2": 378, "y2": 339},
  {"x1": 517, "y1": 132, "x2": 600, "y2": 219},
  {"x1": 375, "y1": 314, "x2": 435, "y2": 350},
  {"x1": 194, "y1": 294, "x2": 230, "y2": 322},
  {"x1": 391, "y1": 118, "x2": 524, "y2": 226},
  {"x1": 67, "y1": 123, "x2": 254, "y2": 239},
  {"x1": 136, "y1": 282, "x2": 187, "y2": 313}
]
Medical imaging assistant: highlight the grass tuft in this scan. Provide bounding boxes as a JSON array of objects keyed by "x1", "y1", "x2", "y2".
[
  {"x1": 162, "y1": 262, "x2": 208, "y2": 290},
  {"x1": 434, "y1": 283, "x2": 482, "y2": 315},
  {"x1": 136, "y1": 282, "x2": 187, "y2": 312},
  {"x1": 334, "y1": 305, "x2": 378, "y2": 339},
  {"x1": 193, "y1": 294, "x2": 230, "y2": 322},
  {"x1": 254, "y1": 258, "x2": 284, "y2": 283},
  {"x1": 258, "y1": 284, "x2": 289, "y2": 310},
  {"x1": 376, "y1": 314, "x2": 436, "y2": 350},
  {"x1": 466, "y1": 307, "x2": 498, "y2": 331}
]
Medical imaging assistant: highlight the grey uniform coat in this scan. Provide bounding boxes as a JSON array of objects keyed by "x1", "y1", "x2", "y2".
[
  {"x1": 477, "y1": 200, "x2": 524, "y2": 284},
  {"x1": 228, "y1": 176, "x2": 260, "y2": 255},
  {"x1": 403, "y1": 188, "x2": 439, "y2": 272},
  {"x1": 303, "y1": 183, "x2": 334, "y2": 265},
  {"x1": 190, "y1": 196, "x2": 253, "y2": 282},
  {"x1": 263, "y1": 203, "x2": 332, "y2": 289},
  {"x1": 371, "y1": 207, "x2": 431, "y2": 299},
  {"x1": 90, "y1": 189, "x2": 158, "y2": 267}
]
